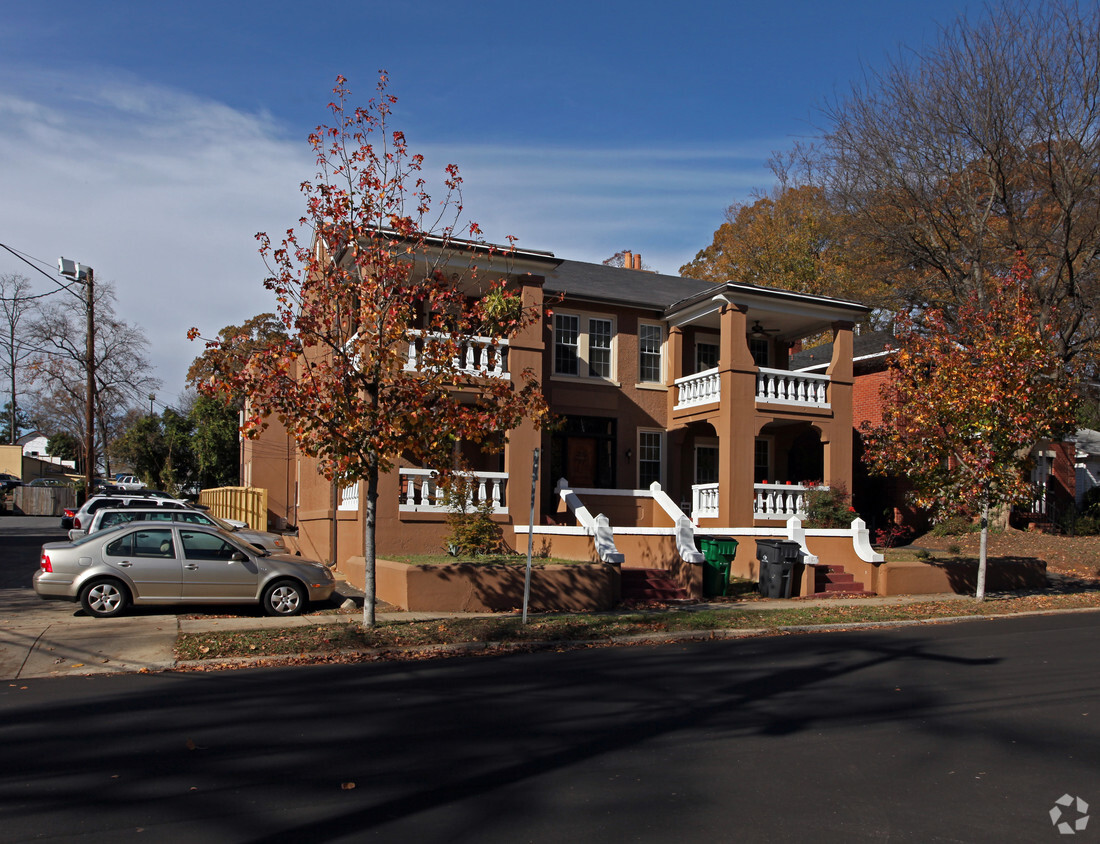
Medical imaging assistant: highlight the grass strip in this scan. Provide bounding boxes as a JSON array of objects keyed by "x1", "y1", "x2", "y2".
[{"x1": 174, "y1": 590, "x2": 1100, "y2": 661}]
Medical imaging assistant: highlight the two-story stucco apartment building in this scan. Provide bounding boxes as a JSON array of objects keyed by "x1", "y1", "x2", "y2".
[{"x1": 243, "y1": 243, "x2": 959, "y2": 604}]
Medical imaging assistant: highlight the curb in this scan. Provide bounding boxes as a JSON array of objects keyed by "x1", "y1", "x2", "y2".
[{"x1": 169, "y1": 603, "x2": 1100, "y2": 672}]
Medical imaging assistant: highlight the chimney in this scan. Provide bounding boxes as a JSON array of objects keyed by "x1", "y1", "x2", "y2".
[
  {"x1": 633, "y1": 253, "x2": 642, "y2": 270},
  {"x1": 623, "y1": 250, "x2": 633, "y2": 269}
]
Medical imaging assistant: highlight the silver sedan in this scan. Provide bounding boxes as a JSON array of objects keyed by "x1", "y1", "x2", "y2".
[{"x1": 33, "y1": 522, "x2": 336, "y2": 618}]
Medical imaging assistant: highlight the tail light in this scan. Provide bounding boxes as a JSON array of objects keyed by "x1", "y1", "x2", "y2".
[
  {"x1": 40, "y1": 552, "x2": 52, "y2": 573},
  {"x1": 63, "y1": 508, "x2": 75, "y2": 519},
  {"x1": 73, "y1": 515, "x2": 82, "y2": 529}
]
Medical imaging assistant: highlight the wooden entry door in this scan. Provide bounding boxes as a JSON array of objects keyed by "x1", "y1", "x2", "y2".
[{"x1": 568, "y1": 437, "x2": 598, "y2": 487}]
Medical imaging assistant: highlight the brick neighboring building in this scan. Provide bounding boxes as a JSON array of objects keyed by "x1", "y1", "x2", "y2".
[
  {"x1": 793, "y1": 331, "x2": 1089, "y2": 535},
  {"x1": 791, "y1": 330, "x2": 929, "y2": 536}
]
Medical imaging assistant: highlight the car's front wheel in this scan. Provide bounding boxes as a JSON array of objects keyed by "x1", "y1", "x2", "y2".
[
  {"x1": 262, "y1": 580, "x2": 306, "y2": 617},
  {"x1": 80, "y1": 578, "x2": 130, "y2": 618}
]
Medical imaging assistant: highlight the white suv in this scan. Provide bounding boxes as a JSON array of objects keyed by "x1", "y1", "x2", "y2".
[
  {"x1": 67, "y1": 492, "x2": 247, "y2": 533},
  {"x1": 69, "y1": 507, "x2": 293, "y2": 554}
]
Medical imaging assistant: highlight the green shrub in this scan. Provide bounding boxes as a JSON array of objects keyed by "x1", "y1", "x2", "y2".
[
  {"x1": 804, "y1": 483, "x2": 857, "y2": 528},
  {"x1": 1082, "y1": 486, "x2": 1100, "y2": 517},
  {"x1": 444, "y1": 476, "x2": 505, "y2": 556},
  {"x1": 930, "y1": 516, "x2": 978, "y2": 536},
  {"x1": 1075, "y1": 514, "x2": 1100, "y2": 536}
]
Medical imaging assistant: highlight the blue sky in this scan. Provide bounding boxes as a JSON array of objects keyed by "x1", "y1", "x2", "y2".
[{"x1": 0, "y1": 0, "x2": 981, "y2": 401}]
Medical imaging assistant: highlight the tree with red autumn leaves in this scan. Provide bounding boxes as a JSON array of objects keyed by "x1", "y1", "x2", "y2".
[
  {"x1": 190, "y1": 74, "x2": 548, "y2": 625},
  {"x1": 861, "y1": 255, "x2": 1077, "y2": 600}
]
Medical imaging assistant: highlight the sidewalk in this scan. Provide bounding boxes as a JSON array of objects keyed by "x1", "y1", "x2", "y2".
[
  {"x1": 0, "y1": 579, "x2": 995, "y2": 681},
  {"x1": 1, "y1": 512, "x2": 1091, "y2": 680}
]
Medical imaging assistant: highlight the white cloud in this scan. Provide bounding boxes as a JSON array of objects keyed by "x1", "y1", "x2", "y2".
[{"x1": 0, "y1": 73, "x2": 774, "y2": 402}]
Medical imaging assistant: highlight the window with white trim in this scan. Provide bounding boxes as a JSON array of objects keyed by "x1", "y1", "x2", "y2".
[
  {"x1": 588, "y1": 318, "x2": 613, "y2": 377},
  {"x1": 553, "y1": 311, "x2": 617, "y2": 380},
  {"x1": 554, "y1": 314, "x2": 579, "y2": 375},
  {"x1": 638, "y1": 429, "x2": 664, "y2": 488},
  {"x1": 638, "y1": 322, "x2": 664, "y2": 383}
]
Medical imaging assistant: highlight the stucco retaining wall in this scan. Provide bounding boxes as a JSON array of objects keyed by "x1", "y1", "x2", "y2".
[
  {"x1": 344, "y1": 556, "x2": 619, "y2": 612},
  {"x1": 876, "y1": 558, "x2": 1046, "y2": 595}
]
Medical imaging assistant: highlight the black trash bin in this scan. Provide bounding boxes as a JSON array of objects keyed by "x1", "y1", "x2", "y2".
[{"x1": 755, "y1": 539, "x2": 801, "y2": 599}]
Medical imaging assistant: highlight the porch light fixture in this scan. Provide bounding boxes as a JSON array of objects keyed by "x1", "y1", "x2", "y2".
[{"x1": 625, "y1": 448, "x2": 632, "y2": 461}]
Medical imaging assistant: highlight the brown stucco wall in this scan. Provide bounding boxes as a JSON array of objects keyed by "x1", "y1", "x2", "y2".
[
  {"x1": 356, "y1": 557, "x2": 619, "y2": 612},
  {"x1": 877, "y1": 558, "x2": 1046, "y2": 595}
]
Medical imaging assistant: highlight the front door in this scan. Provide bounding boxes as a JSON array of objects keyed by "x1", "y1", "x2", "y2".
[{"x1": 568, "y1": 437, "x2": 598, "y2": 487}]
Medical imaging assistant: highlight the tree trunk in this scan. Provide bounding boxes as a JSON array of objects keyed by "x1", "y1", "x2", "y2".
[
  {"x1": 362, "y1": 459, "x2": 379, "y2": 627},
  {"x1": 976, "y1": 496, "x2": 989, "y2": 601}
]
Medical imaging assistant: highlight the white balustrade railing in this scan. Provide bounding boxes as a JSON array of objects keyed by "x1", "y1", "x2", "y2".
[
  {"x1": 691, "y1": 483, "x2": 720, "y2": 521},
  {"x1": 404, "y1": 330, "x2": 510, "y2": 379},
  {"x1": 338, "y1": 483, "x2": 359, "y2": 511},
  {"x1": 754, "y1": 483, "x2": 820, "y2": 519},
  {"x1": 756, "y1": 367, "x2": 829, "y2": 407},
  {"x1": 399, "y1": 468, "x2": 508, "y2": 514},
  {"x1": 674, "y1": 367, "x2": 720, "y2": 409}
]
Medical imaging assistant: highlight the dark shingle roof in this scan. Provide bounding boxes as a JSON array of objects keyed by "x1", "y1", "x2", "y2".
[
  {"x1": 542, "y1": 260, "x2": 714, "y2": 312},
  {"x1": 790, "y1": 329, "x2": 895, "y2": 371}
]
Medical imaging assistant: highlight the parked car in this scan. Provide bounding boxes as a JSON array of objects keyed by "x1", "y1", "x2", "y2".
[
  {"x1": 114, "y1": 475, "x2": 144, "y2": 491},
  {"x1": 69, "y1": 507, "x2": 294, "y2": 554},
  {"x1": 26, "y1": 477, "x2": 74, "y2": 488},
  {"x1": 0, "y1": 473, "x2": 21, "y2": 493},
  {"x1": 34, "y1": 522, "x2": 335, "y2": 618},
  {"x1": 63, "y1": 492, "x2": 248, "y2": 532}
]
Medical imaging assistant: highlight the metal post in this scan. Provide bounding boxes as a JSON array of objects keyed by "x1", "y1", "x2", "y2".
[
  {"x1": 522, "y1": 448, "x2": 540, "y2": 624},
  {"x1": 84, "y1": 267, "x2": 95, "y2": 496}
]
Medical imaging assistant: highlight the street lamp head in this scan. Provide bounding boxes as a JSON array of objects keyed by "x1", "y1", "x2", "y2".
[{"x1": 58, "y1": 257, "x2": 92, "y2": 282}]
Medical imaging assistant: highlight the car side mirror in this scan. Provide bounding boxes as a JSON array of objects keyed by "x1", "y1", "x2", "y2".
[{"x1": 229, "y1": 551, "x2": 246, "y2": 563}]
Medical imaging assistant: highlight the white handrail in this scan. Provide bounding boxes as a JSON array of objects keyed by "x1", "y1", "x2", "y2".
[
  {"x1": 404, "y1": 329, "x2": 511, "y2": 379},
  {"x1": 555, "y1": 478, "x2": 624, "y2": 564},
  {"x1": 754, "y1": 483, "x2": 819, "y2": 519},
  {"x1": 756, "y1": 367, "x2": 829, "y2": 406},
  {"x1": 399, "y1": 468, "x2": 508, "y2": 514},
  {"x1": 674, "y1": 367, "x2": 721, "y2": 409}
]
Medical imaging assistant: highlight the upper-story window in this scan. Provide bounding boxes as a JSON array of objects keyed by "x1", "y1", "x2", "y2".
[
  {"x1": 696, "y1": 339, "x2": 719, "y2": 373},
  {"x1": 638, "y1": 322, "x2": 664, "y2": 383},
  {"x1": 554, "y1": 312, "x2": 617, "y2": 380},
  {"x1": 588, "y1": 318, "x2": 613, "y2": 378}
]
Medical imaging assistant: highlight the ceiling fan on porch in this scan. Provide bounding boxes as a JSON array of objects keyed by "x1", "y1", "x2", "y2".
[{"x1": 750, "y1": 320, "x2": 781, "y2": 337}]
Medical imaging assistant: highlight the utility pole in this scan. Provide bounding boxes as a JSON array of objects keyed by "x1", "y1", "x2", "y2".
[{"x1": 58, "y1": 258, "x2": 95, "y2": 497}]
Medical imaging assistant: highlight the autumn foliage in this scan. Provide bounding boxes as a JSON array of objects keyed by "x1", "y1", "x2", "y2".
[
  {"x1": 862, "y1": 255, "x2": 1077, "y2": 516},
  {"x1": 190, "y1": 74, "x2": 548, "y2": 623}
]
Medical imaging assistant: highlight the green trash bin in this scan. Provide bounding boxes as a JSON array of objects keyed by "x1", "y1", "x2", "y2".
[{"x1": 700, "y1": 537, "x2": 739, "y2": 598}]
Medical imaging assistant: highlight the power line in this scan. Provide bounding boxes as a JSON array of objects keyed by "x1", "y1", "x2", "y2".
[{"x1": 0, "y1": 242, "x2": 83, "y2": 300}]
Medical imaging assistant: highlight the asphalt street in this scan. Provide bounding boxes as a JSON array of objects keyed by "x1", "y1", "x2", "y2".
[{"x1": 0, "y1": 612, "x2": 1098, "y2": 842}]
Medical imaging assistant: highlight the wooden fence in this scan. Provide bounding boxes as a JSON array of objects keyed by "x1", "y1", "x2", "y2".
[
  {"x1": 10, "y1": 487, "x2": 77, "y2": 516},
  {"x1": 199, "y1": 486, "x2": 268, "y2": 531}
]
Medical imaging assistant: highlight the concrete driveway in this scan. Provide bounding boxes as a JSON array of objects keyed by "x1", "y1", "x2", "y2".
[
  {"x1": 0, "y1": 588, "x2": 180, "y2": 679},
  {"x1": 0, "y1": 515, "x2": 362, "y2": 680},
  {"x1": 0, "y1": 515, "x2": 181, "y2": 679}
]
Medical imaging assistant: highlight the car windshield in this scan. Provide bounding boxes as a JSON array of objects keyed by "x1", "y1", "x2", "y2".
[{"x1": 70, "y1": 522, "x2": 129, "y2": 545}]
